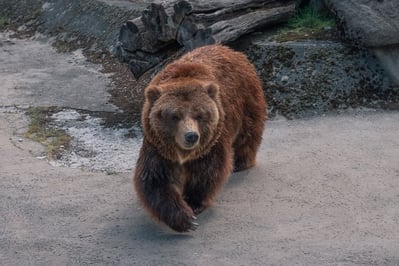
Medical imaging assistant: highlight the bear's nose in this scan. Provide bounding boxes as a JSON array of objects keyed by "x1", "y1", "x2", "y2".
[{"x1": 184, "y1": 132, "x2": 199, "y2": 145}]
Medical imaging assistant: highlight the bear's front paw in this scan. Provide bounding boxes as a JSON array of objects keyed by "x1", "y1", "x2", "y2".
[
  {"x1": 166, "y1": 209, "x2": 199, "y2": 232},
  {"x1": 188, "y1": 203, "x2": 206, "y2": 215}
]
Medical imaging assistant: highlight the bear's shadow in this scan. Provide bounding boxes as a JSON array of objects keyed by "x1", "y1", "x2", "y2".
[
  {"x1": 100, "y1": 168, "x2": 255, "y2": 243},
  {"x1": 126, "y1": 207, "x2": 217, "y2": 239},
  {"x1": 100, "y1": 202, "x2": 217, "y2": 243}
]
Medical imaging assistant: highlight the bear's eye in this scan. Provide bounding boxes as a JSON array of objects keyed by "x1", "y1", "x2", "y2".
[
  {"x1": 159, "y1": 110, "x2": 179, "y2": 121},
  {"x1": 171, "y1": 114, "x2": 179, "y2": 121},
  {"x1": 195, "y1": 112, "x2": 209, "y2": 122}
]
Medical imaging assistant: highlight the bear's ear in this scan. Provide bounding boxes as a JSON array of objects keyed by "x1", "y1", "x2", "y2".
[
  {"x1": 204, "y1": 82, "x2": 219, "y2": 99},
  {"x1": 145, "y1": 86, "x2": 161, "y2": 104}
]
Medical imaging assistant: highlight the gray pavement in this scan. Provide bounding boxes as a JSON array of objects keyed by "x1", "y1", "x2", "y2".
[{"x1": 1, "y1": 32, "x2": 399, "y2": 265}]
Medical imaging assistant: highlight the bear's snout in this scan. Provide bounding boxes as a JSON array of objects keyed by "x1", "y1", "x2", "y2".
[
  {"x1": 184, "y1": 131, "x2": 199, "y2": 145},
  {"x1": 176, "y1": 117, "x2": 200, "y2": 150}
]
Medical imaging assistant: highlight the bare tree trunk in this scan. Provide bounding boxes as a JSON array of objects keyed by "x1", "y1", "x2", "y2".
[{"x1": 117, "y1": 0, "x2": 298, "y2": 78}]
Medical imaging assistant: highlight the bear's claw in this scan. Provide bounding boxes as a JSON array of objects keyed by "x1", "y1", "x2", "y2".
[{"x1": 190, "y1": 222, "x2": 199, "y2": 231}]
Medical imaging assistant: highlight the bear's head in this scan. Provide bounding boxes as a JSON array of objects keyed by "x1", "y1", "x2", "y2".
[{"x1": 143, "y1": 80, "x2": 224, "y2": 163}]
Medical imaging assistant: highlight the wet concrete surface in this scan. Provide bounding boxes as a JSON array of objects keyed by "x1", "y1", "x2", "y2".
[
  {"x1": 1, "y1": 32, "x2": 399, "y2": 265},
  {"x1": 0, "y1": 32, "x2": 117, "y2": 112},
  {"x1": 0, "y1": 31, "x2": 140, "y2": 171}
]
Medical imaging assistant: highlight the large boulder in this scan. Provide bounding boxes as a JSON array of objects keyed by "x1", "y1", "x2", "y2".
[
  {"x1": 325, "y1": 0, "x2": 399, "y2": 84},
  {"x1": 325, "y1": 0, "x2": 399, "y2": 47}
]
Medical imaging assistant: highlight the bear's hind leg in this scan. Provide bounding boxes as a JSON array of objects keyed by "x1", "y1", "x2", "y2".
[
  {"x1": 233, "y1": 110, "x2": 265, "y2": 172},
  {"x1": 233, "y1": 144, "x2": 258, "y2": 172}
]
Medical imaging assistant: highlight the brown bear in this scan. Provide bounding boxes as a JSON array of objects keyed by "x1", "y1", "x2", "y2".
[{"x1": 133, "y1": 44, "x2": 266, "y2": 232}]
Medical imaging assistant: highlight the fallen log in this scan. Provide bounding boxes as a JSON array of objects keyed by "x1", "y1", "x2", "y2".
[{"x1": 117, "y1": 0, "x2": 298, "y2": 79}]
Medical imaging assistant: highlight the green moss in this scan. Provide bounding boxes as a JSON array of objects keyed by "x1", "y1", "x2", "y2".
[{"x1": 24, "y1": 107, "x2": 71, "y2": 159}]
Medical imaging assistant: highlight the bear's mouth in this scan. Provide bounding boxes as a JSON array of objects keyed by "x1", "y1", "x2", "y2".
[
  {"x1": 180, "y1": 139, "x2": 200, "y2": 150},
  {"x1": 181, "y1": 142, "x2": 198, "y2": 150}
]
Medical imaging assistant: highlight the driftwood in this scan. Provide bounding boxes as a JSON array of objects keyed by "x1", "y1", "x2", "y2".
[{"x1": 117, "y1": 0, "x2": 298, "y2": 78}]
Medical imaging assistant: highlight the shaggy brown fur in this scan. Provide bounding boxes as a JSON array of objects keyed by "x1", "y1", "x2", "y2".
[{"x1": 134, "y1": 44, "x2": 266, "y2": 232}]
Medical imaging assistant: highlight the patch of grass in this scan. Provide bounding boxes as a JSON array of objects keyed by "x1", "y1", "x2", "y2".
[
  {"x1": 274, "y1": 6, "x2": 336, "y2": 42},
  {"x1": 24, "y1": 107, "x2": 71, "y2": 159},
  {"x1": 287, "y1": 6, "x2": 335, "y2": 30}
]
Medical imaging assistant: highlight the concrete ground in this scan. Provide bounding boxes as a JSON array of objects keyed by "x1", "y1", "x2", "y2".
[{"x1": 1, "y1": 32, "x2": 399, "y2": 265}]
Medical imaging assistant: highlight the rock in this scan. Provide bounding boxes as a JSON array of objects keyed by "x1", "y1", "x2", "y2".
[
  {"x1": 234, "y1": 36, "x2": 399, "y2": 118},
  {"x1": 281, "y1": 75, "x2": 289, "y2": 82},
  {"x1": 325, "y1": 0, "x2": 399, "y2": 47},
  {"x1": 325, "y1": 0, "x2": 399, "y2": 87},
  {"x1": 309, "y1": 0, "x2": 328, "y2": 13},
  {"x1": 373, "y1": 46, "x2": 399, "y2": 85}
]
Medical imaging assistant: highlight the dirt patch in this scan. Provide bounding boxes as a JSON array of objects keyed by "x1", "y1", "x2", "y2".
[{"x1": 24, "y1": 106, "x2": 71, "y2": 159}]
